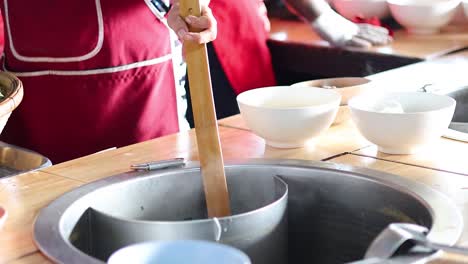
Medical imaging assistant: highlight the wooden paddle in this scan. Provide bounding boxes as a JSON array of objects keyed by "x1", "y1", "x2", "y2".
[{"x1": 179, "y1": 0, "x2": 231, "y2": 217}]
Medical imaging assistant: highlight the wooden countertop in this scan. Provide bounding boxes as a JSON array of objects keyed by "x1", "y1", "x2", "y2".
[
  {"x1": 267, "y1": 19, "x2": 468, "y2": 85},
  {"x1": 2, "y1": 116, "x2": 468, "y2": 263},
  {"x1": 270, "y1": 18, "x2": 468, "y2": 60},
  {"x1": 3, "y1": 30, "x2": 468, "y2": 264}
]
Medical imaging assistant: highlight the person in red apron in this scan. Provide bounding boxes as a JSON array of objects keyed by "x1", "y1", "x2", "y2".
[
  {"x1": 0, "y1": 0, "x2": 209, "y2": 163},
  {"x1": 169, "y1": 0, "x2": 392, "y2": 127}
]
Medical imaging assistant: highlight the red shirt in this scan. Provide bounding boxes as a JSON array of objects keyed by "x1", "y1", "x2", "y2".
[{"x1": 210, "y1": 0, "x2": 277, "y2": 95}]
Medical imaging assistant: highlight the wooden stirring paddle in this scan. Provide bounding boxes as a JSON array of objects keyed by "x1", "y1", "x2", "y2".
[{"x1": 179, "y1": 0, "x2": 231, "y2": 217}]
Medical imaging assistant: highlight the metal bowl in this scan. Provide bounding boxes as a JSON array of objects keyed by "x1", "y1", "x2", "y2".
[{"x1": 0, "y1": 141, "x2": 52, "y2": 178}]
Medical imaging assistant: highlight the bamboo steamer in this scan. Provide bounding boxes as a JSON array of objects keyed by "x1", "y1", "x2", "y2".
[{"x1": 0, "y1": 72, "x2": 23, "y2": 134}]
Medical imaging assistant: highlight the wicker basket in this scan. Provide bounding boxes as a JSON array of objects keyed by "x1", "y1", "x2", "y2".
[{"x1": 0, "y1": 72, "x2": 23, "y2": 135}]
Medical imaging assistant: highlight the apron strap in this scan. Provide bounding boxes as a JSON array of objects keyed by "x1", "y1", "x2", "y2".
[{"x1": 3, "y1": 54, "x2": 173, "y2": 77}]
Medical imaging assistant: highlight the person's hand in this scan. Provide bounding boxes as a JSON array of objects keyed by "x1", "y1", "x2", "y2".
[
  {"x1": 167, "y1": 0, "x2": 217, "y2": 44},
  {"x1": 311, "y1": 8, "x2": 392, "y2": 48},
  {"x1": 351, "y1": 23, "x2": 393, "y2": 47}
]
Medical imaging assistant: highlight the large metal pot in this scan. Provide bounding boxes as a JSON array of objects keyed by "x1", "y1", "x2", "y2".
[
  {"x1": 37, "y1": 163, "x2": 288, "y2": 264},
  {"x1": 34, "y1": 159, "x2": 462, "y2": 264}
]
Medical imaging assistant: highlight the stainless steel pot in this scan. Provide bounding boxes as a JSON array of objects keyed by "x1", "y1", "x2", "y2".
[
  {"x1": 37, "y1": 162, "x2": 288, "y2": 264},
  {"x1": 0, "y1": 141, "x2": 52, "y2": 178},
  {"x1": 34, "y1": 159, "x2": 462, "y2": 264}
]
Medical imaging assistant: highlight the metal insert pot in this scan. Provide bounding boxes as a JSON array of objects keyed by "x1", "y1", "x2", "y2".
[{"x1": 34, "y1": 159, "x2": 463, "y2": 264}]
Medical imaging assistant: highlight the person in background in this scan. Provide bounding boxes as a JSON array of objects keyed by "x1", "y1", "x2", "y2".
[
  {"x1": 168, "y1": 0, "x2": 392, "y2": 128},
  {"x1": 0, "y1": 0, "x2": 212, "y2": 163}
]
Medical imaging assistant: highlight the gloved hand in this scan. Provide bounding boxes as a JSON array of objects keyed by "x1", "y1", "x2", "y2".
[
  {"x1": 167, "y1": 0, "x2": 217, "y2": 44},
  {"x1": 312, "y1": 8, "x2": 392, "y2": 48}
]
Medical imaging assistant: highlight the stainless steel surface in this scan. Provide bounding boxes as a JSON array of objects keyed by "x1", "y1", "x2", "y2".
[
  {"x1": 445, "y1": 85, "x2": 468, "y2": 140},
  {"x1": 72, "y1": 173, "x2": 287, "y2": 264},
  {"x1": 349, "y1": 253, "x2": 434, "y2": 264},
  {"x1": 428, "y1": 84, "x2": 468, "y2": 142},
  {"x1": 130, "y1": 158, "x2": 185, "y2": 171},
  {"x1": 34, "y1": 159, "x2": 463, "y2": 264},
  {"x1": 364, "y1": 223, "x2": 430, "y2": 260},
  {"x1": 449, "y1": 122, "x2": 468, "y2": 133},
  {"x1": 364, "y1": 223, "x2": 468, "y2": 263},
  {"x1": 0, "y1": 141, "x2": 52, "y2": 178},
  {"x1": 445, "y1": 86, "x2": 468, "y2": 123}
]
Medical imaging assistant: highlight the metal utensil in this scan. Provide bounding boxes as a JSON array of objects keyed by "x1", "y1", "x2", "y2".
[
  {"x1": 131, "y1": 158, "x2": 185, "y2": 171},
  {"x1": 362, "y1": 223, "x2": 468, "y2": 263},
  {"x1": 364, "y1": 223, "x2": 431, "y2": 260}
]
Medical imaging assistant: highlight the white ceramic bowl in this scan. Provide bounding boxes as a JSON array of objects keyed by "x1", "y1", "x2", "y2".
[
  {"x1": 334, "y1": 0, "x2": 390, "y2": 20},
  {"x1": 108, "y1": 240, "x2": 251, "y2": 264},
  {"x1": 291, "y1": 77, "x2": 372, "y2": 105},
  {"x1": 237, "y1": 86, "x2": 341, "y2": 148},
  {"x1": 291, "y1": 77, "x2": 372, "y2": 125},
  {"x1": 349, "y1": 92, "x2": 456, "y2": 154},
  {"x1": 387, "y1": 0, "x2": 461, "y2": 34}
]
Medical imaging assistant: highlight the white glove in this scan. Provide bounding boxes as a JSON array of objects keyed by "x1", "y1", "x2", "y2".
[{"x1": 312, "y1": 8, "x2": 392, "y2": 48}]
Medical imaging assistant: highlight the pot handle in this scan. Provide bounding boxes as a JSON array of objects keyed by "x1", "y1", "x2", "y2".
[{"x1": 363, "y1": 223, "x2": 468, "y2": 264}]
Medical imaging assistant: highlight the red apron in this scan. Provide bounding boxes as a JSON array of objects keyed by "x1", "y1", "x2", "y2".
[
  {"x1": 0, "y1": 0, "x2": 179, "y2": 163},
  {"x1": 210, "y1": 0, "x2": 277, "y2": 95}
]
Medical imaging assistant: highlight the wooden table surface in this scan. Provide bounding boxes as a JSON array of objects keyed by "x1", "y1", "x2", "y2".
[
  {"x1": 270, "y1": 18, "x2": 468, "y2": 60},
  {"x1": 3, "y1": 22, "x2": 468, "y2": 264},
  {"x1": 2, "y1": 115, "x2": 468, "y2": 263}
]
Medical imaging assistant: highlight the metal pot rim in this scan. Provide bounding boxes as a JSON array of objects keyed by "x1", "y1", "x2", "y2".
[
  {"x1": 33, "y1": 158, "x2": 464, "y2": 264},
  {"x1": 77, "y1": 171, "x2": 289, "y2": 225}
]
